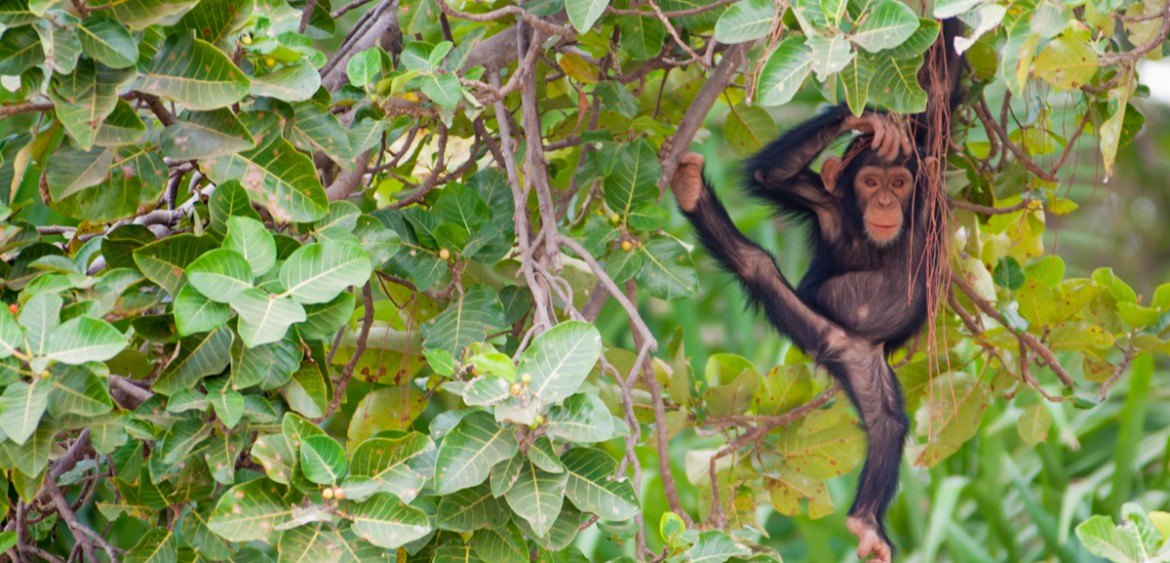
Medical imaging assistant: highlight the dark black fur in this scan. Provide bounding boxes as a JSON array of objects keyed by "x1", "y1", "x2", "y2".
[{"x1": 676, "y1": 19, "x2": 962, "y2": 556}]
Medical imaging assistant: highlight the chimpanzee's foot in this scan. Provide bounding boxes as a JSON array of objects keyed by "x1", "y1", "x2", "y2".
[
  {"x1": 848, "y1": 516, "x2": 893, "y2": 563},
  {"x1": 670, "y1": 152, "x2": 705, "y2": 212}
]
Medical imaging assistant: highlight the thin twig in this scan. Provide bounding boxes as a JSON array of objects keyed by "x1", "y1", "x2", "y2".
[{"x1": 319, "y1": 283, "x2": 374, "y2": 421}]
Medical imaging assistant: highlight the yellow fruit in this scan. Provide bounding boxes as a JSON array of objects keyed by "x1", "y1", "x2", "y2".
[
  {"x1": 521, "y1": 373, "x2": 532, "y2": 384},
  {"x1": 510, "y1": 384, "x2": 522, "y2": 396},
  {"x1": 333, "y1": 487, "x2": 345, "y2": 500},
  {"x1": 322, "y1": 487, "x2": 334, "y2": 499},
  {"x1": 40, "y1": 370, "x2": 50, "y2": 379},
  {"x1": 241, "y1": 34, "x2": 253, "y2": 45},
  {"x1": 609, "y1": 213, "x2": 621, "y2": 225},
  {"x1": 621, "y1": 241, "x2": 633, "y2": 252},
  {"x1": 439, "y1": 249, "x2": 451, "y2": 260},
  {"x1": 532, "y1": 415, "x2": 544, "y2": 426},
  {"x1": 264, "y1": 57, "x2": 276, "y2": 67}
]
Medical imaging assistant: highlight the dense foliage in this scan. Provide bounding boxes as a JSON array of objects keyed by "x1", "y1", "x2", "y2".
[{"x1": 1, "y1": 0, "x2": 1169, "y2": 560}]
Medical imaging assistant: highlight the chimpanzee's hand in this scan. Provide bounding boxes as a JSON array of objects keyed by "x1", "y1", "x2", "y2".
[{"x1": 842, "y1": 113, "x2": 911, "y2": 162}]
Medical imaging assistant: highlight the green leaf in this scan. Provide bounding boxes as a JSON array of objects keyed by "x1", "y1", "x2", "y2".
[
  {"x1": 208, "y1": 478, "x2": 293, "y2": 543},
  {"x1": 863, "y1": 52, "x2": 927, "y2": 112},
  {"x1": 300, "y1": 434, "x2": 348, "y2": 485},
  {"x1": 421, "y1": 285, "x2": 504, "y2": 358},
  {"x1": 123, "y1": 529, "x2": 177, "y2": 563},
  {"x1": 915, "y1": 378, "x2": 989, "y2": 467},
  {"x1": 504, "y1": 461, "x2": 567, "y2": 537},
  {"x1": 20, "y1": 292, "x2": 61, "y2": 358},
  {"x1": 0, "y1": 380, "x2": 49, "y2": 445},
  {"x1": 472, "y1": 524, "x2": 528, "y2": 563},
  {"x1": 138, "y1": 31, "x2": 250, "y2": 110},
  {"x1": 48, "y1": 365, "x2": 113, "y2": 417},
  {"x1": 993, "y1": 257, "x2": 1025, "y2": 290},
  {"x1": 34, "y1": 14, "x2": 81, "y2": 74},
  {"x1": 230, "y1": 288, "x2": 307, "y2": 347},
  {"x1": 207, "y1": 385, "x2": 245, "y2": 429},
  {"x1": 205, "y1": 136, "x2": 329, "y2": 224},
  {"x1": 44, "y1": 316, "x2": 126, "y2": 364},
  {"x1": 807, "y1": 32, "x2": 852, "y2": 81},
  {"x1": 161, "y1": 109, "x2": 256, "y2": 160},
  {"x1": 1033, "y1": 35, "x2": 1098, "y2": 90},
  {"x1": 757, "y1": 37, "x2": 812, "y2": 106},
  {"x1": 49, "y1": 59, "x2": 133, "y2": 150},
  {"x1": 637, "y1": 237, "x2": 698, "y2": 300},
  {"x1": 526, "y1": 437, "x2": 564, "y2": 473},
  {"x1": 289, "y1": 102, "x2": 354, "y2": 167},
  {"x1": 298, "y1": 292, "x2": 356, "y2": 340},
  {"x1": 603, "y1": 140, "x2": 660, "y2": 218},
  {"x1": 1017, "y1": 403, "x2": 1051, "y2": 446},
  {"x1": 350, "y1": 433, "x2": 433, "y2": 503},
  {"x1": 230, "y1": 336, "x2": 300, "y2": 390},
  {"x1": 187, "y1": 248, "x2": 254, "y2": 304},
  {"x1": 566, "y1": 0, "x2": 609, "y2": 33},
  {"x1": 77, "y1": 15, "x2": 137, "y2": 68},
  {"x1": 1092, "y1": 267, "x2": 1137, "y2": 303},
  {"x1": 851, "y1": 0, "x2": 919, "y2": 53},
  {"x1": 618, "y1": 16, "x2": 665, "y2": 60},
  {"x1": 95, "y1": 99, "x2": 147, "y2": 146},
  {"x1": 209, "y1": 180, "x2": 263, "y2": 233},
  {"x1": 0, "y1": 27, "x2": 43, "y2": 75},
  {"x1": 713, "y1": 0, "x2": 774, "y2": 44},
  {"x1": 463, "y1": 376, "x2": 512, "y2": 406},
  {"x1": 517, "y1": 321, "x2": 602, "y2": 405},
  {"x1": 251, "y1": 433, "x2": 296, "y2": 484},
  {"x1": 346, "y1": 48, "x2": 384, "y2": 87},
  {"x1": 153, "y1": 327, "x2": 233, "y2": 395},
  {"x1": 434, "y1": 411, "x2": 518, "y2": 494},
  {"x1": 280, "y1": 363, "x2": 328, "y2": 418},
  {"x1": 684, "y1": 530, "x2": 752, "y2": 563},
  {"x1": 348, "y1": 492, "x2": 432, "y2": 549},
  {"x1": 346, "y1": 385, "x2": 427, "y2": 445},
  {"x1": 436, "y1": 484, "x2": 509, "y2": 532},
  {"x1": 1075, "y1": 514, "x2": 1145, "y2": 563},
  {"x1": 724, "y1": 102, "x2": 779, "y2": 159},
  {"x1": 279, "y1": 240, "x2": 372, "y2": 304},
  {"x1": 277, "y1": 524, "x2": 346, "y2": 563},
  {"x1": 0, "y1": 309, "x2": 23, "y2": 359},
  {"x1": 420, "y1": 74, "x2": 462, "y2": 108},
  {"x1": 133, "y1": 234, "x2": 220, "y2": 296},
  {"x1": 546, "y1": 394, "x2": 614, "y2": 443},
  {"x1": 934, "y1": 0, "x2": 982, "y2": 17},
  {"x1": 174, "y1": 283, "x2": 230, "y2": 337},
  {"x1": 252, "y1": 61, "x2": 321, "y2": 102},
  {"x1": 561, "y1": 447, "x2": 639, "y2": 520}
]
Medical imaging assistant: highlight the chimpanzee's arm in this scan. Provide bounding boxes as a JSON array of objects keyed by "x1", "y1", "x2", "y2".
[{"x1": 744, "y1": 104, "x2": 852, "y2": 214}]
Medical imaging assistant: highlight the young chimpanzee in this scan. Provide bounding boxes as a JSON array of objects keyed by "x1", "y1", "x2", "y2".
[
  {"x1": 670, "y1": 19, "x2": 961, "y2": 562},
  {"x1": 672, "y1": 111, "x2": 928, "y2": 563}
]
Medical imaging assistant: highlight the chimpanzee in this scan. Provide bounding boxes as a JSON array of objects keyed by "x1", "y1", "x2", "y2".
[{"x1": 668, "y1": 23, "x2": 960, "y2": 561}]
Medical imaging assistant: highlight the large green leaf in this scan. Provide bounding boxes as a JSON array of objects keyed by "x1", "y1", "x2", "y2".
[
  {"x1": 1033, "y1": 35, "x2": 1099, "y2": 90},
  {"x1": 636, "y1": 237, "x2": 698, "y2": 300},
  {"x1": 347, "y1": 492, "x2": 432, "y2": 549},
  {"x1": 123, "y1": 528, "x2": 177, "y2": 563},
  {"x1": 808, "y1": 32, "x2": 853, "y2": 81},
  {"x1": 864, "y1": 52, "x2": 927, "y2": 112},
  {"x1": 420, "y1": 285, "x2": 504, "y2": 358},
  {"x1": 0, "y1": 380, "x2": 49, "y2": 445},
  {"x1": 19, "y1": 293, "x2": 61, "y2": 358},
  {"x1": 138, "y1": 31, "x2": 250, "y2": 110},
  {"x1": 174, "y1": 284, "x2": 231, "y2": 336},
  {"x1": 132, "y1": 234, "x2": 220, "y2": 296},
  {"x1": 277, "y1": 525, "x2": 346, "y2": 563},
  {"x1": 252, "y1": 61, "x2": 321, "y2": 102},
  {"x1": 713, "y1": 0, "x2": 774, "y2": 43},
  {"x1": 44, "y1": 316, "x2": 127, "y2": 364},
  {"x1": 223, "y1": 216, "x2": 277, "y2": 276},
  {"x1": 757, "y1": 37, "x2": 813, "y2": 107},
  {"x1": 0, "y1": 27, "x2": 43, "y2": 75},
  {"x1": 49, "y1": 60, "x2": 134, "y2": 150},
  {"x1": 516, "y1": 321, "x2": 602, "y2": 405},
  {"x1": 566, "y1": 0, "x2": 609, "y2": 33},
  {"x1": 472, "y1": 524, "x2": 528, "y2": 563},
  {"x1": 161, "y1": 109, "x2": 256, "y2": 160},
  {"x1": 561, "y1": 448, "x2": 639, "y2": 520},
  {"x1": 436, "y1": 484, "x2": 509, "y2": 532},
  {"x1": 684, "y1": 530, "x2": 752, "y2": 563},
  {"x1": 0, "y1": 309, "x2": 22, "y2": 359},
  {"x1": 504, "y1": 461, "x2": 567, "y2": 538},
  {"x1": 152, "y1": 327, "x2": 233, "y2": 395},
  {"x1": 434, "y1": 411, "x2": 518, "y2": 494},
  {"x1": 850, "y1": 0, "x2": 919, "y2": 53},
  {"x1": 546, "y1": 394, "x2": 614, "y2": 443},
  {"x1": 47, "y1": 365, "x2": 113, "y2": 417},
  {"x1": 187, "y1": 248, "x2": 253, "y2": 304},
  {"x1": 208, "y1": 478, "x2": 293, "y2": 542},
  {"x1": 349, "y1": 433, "x2": 433, "y2": 503},
  {"x1": 77, "y1": 16, "x2": 138, "y2": 68},
  {"x1": 300, "y1": 434, "x2": 348, "y2": 485},
  {"x1": 603, "y1": 140, "x2": 660, "y2": 218},
  {"x1": 205, "y1": 136, "x2": 329, "y2": 223},
  {"x1": 279, "y1": 240, "x2": 372, "y2": 304}
]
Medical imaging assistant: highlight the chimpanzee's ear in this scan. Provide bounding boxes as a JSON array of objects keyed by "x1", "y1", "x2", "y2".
[{"x1": 821, "y1": 156, "x2": 842, "y2": 193}]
